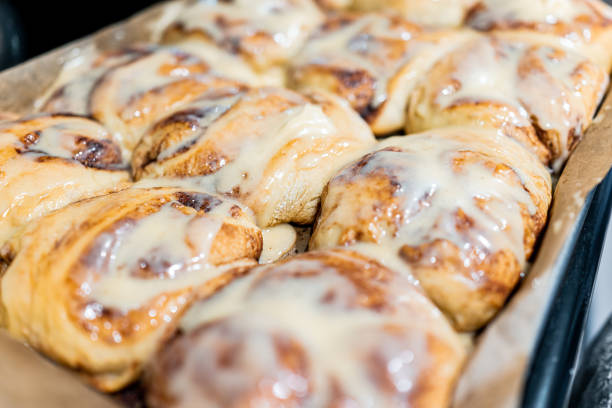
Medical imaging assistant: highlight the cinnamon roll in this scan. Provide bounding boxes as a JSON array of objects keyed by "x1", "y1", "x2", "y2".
[
  {"x1": 348, "y1": 0, "x2": 479, "y2": 27},
  {"x1": 290, "y1": 12, "x2": 476, "y2": 134},
  {"x1": 163, "y1": 0, "x2": 324, "y2": 72},
  {"x1": 0, "y1": 187, "x2": 262, "y2": 391},
  {"x1": 406, "y1": 35, "x2": 608, "y2": 169},
  {"x1": 310, "y1": 127, "x2": 552, "y2": 331},
  {"x1": 0, "y1": 114, "x2": 129, "y2": 249},
  {"x1": 465, "y1": 0, "x2": 612, "y2": 71},
  {"x1": 145, "y1": 249, "x2": 467, "y2": 408},
  {"x1": 89, "y1": 47, "x2": 245, "y2": 154},
  {"x1": 38, "y1": 43, "x2": 279, "y2": 120},
  {"x1": 131, "y1": 87, "x2": 376, "y2": 227}
]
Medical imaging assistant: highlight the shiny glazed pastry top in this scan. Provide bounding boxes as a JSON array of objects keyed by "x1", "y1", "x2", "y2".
[
  {"x1": 310, "y1": 127, "x2": 552, "y2": 330},
  {"x1": 131, "y1": 86, "x2": 376, "y2": 227},
  {"x1": 163, "y1": 0, "x2": 324, "y2": 71},
  {"x1": 406, "y1": 35, "x2": 608, "y2": 169},
  {"x1": 37, "y1": 47, "x2": 148, "y2": 116},
  {"x1": 37, "y1": 43, "x2": 282, "y2": 120},
  {"x1": 0, "y1": 187, "x2": 262, "y2": 391},
  {"x1": 145, "y1": 249, "x2": 467, "y2": 408},
  {"x1": 334, "y1": 0, "x2": 612, "y2": 68},
  {"x1": 0, "y1": 114, "x2": 129, "y2": 249}
]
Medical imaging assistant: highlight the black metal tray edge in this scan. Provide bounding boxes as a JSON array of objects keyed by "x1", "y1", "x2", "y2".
[{"x1": 522, "y1": 168, "x2": 612, "y2": 407}]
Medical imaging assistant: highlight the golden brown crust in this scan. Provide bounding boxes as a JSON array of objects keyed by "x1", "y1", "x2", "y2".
[
  {"x1": 310, "y1": 128, "x2": 552, "y2": 330},
  {"x1": 0, "y1": 187, "x2": 262, "y2": 391},
  {"x1": 145, "y1": 249, "x2": 467, "y2": 408}
]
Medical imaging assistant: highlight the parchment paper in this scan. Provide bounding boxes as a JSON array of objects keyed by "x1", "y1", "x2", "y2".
[
  {"x1": 0, "y1": 1, "x2": 611, "y2": 406},
  {"x1": 0, "y1": 329, "x2": 116, "y2": 408}
]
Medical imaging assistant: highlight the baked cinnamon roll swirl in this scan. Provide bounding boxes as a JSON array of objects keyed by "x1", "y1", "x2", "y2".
[
  {"x1": 1, "y1": 187, "x2": 262, "y2": 391},
  {"x1": 310, "y1": 127, "x2": 552, "y2": 331},
  {"x1": 131, "y1": 87, "x2": 375, "y2": 227},
  {"x1": 290, "y1": 12, "x2": 476, "y2": 134},
  {"x1": 465, "y1": 0, "x2": 612, "y2": 71},
  {"x1": 0, "y1": 114, "x2": 129, "y2": 249},
  {"x1": 89, "y1": 47, "x2": 245, "y2": 154},
  {"x1": 163, "y1": 0, "x2": 324, "y2": 72},
  {"x1": 406, "y1": 35, "x2": 608, "y2": 169},
  {"x1": 145, "y1": 249, "x2": 467, "y2": 408}
]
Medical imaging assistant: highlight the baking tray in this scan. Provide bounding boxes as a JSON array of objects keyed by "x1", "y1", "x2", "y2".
[
  {"x1": 523, "y1": 168, "x2": 612, "y2": 407},
  {"x1": 1, "y1": 1, "x2": 612, "y2": 407}
]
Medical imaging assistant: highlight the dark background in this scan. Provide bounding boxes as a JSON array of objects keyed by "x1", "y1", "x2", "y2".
[
  {"x1": 2, "y1": 0, "x2": 612, "y2": 70},
  {"x1": 0, "y1": 0, "x2": 157, "y2": 70}
]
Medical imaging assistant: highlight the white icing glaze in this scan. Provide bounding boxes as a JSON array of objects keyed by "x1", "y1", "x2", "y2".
[
  {"x1": 427, "y1": 36, "x2": 607, "y2": 169},
  {"x1": 13, "y1": 118, "x2": 115, "y2": 161},
  {"x1": 150, "y1": 100, "x2": 337, "y2": 198},
  {"x1": 384, "y1": 139, "x2": 531, "y2": 262},
  {"x1": 205, "y1": 102, "x2": 337, "y2": 195},
  {"x1": 0, "y1": 115, "x2": 125, "y2": 166},
  {"x1": 176, "y1": 253, "x2": 459, "y2": 406},
  {"x1": 134, "y1": 88, "x2": 376, "y2": 227},
  {"x1": 87, "y1": 199, "x2": 243, "y2": 312},
  {"x1": 25, "y1": 124, "x2": 83, "y2": 160},
  {"x1": 0, "y1": 117, "x2": 131, "y2": 252},
  {"x1": 259, "y1": 223, "x2": 297, "y2": 263}
]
